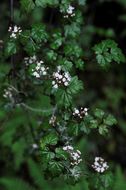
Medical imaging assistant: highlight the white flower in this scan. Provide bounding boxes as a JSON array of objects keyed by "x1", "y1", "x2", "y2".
[
  {"x1": 63, "y1": 146, "x2": 68, "y2": 151},
  {"x1": 64, "y1": 72, "x2": 69, "y2": 78},
  {"x1": 74, "y1": 108, "x2": 79, "y2": 114},
  {"x1": 8, "y1": 26, "x2": 12, "y2": 32},
  {"x1": 62, "y1": 78, "x2": 66, "y2": 82},
  {"x1": 49, "y1": 115, "x2": 57, "y2": 126},
  {"x1": 14, "y1": 25, "x2": 18, "y2": 33},
  {"x1": 31, "y1": 60, "x2": 48, "y2": 78},
  {"x1": 57, "y1": 66, "x2": 61, "y2": 71},
  {"x1": 64, "y1": 81, "x2": 69, "y2": 86},
  {"x1": 92, "y1": 157, "x2": 109, "y2": 173},
  {"x1": 54, "y1": 72, "x2": 59, "y2": 78},
  {"x1": 103, "y1": 162, "x2": 107, "y2": 167},
  {"x1": 67, "y1": 5, "x2": 75, "y2": 14},
  {"x1": 77, "y1": 150, "x2": 81, "y2": 155},
  {"x1": 73, "y1": 107, "x2": 88, "y2": 119},
  {"x1": 53, "y1": 84, "x2": 58, "y2": 89},
  {"x1": 8, "y1": 25, "x2": 22, "y2": 39},
  {"x1": 63, "y1": 145, "x2": 74, "y2": 151},
  {"x1": 43, "y1": 71, "x2": 47, "y2": 75},
  {"x1": 95, "y1": 157, "x2": 101, "y2": 162},
  {"x1": 3, "y1": 87, "x2": 13, "y2": 99},
  {"x1": 10, "y1": 33, "x2": 16, "y2": 38},
  {"x1": 24, "y1": 55, "x2": 37, "y2": 66},
  {"x1": 63, "y1": 5, "x2": 75, "y2": 18},
  {"x1": 63, "y1": 145, "x2": 82, "y2": 166},
  {"x1": 32, "y1": 71, "x2": 40, "y2": 78},
  {"x1": 67, "y1": 146, "x2": 74, "y2": 151},
  {"x1": 64, "y1": 15, "x2": 69, "y2": 18},
  {"x1": 84, "y1": 108, "x2": 88, "y2": 112},
  {"x1": 58, "y1": 74, "x2": 63, "y2": 79},
  {"x1": 41, "y1": 66, "x2": 45, "y2": 72},
  {"x1": 52, "y1": 66, "x2": 71, "y2": 89}
]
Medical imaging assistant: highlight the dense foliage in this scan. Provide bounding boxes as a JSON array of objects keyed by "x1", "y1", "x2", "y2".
[{"x1": 0, "y1": 0, "x2": 126, "y2": 190}]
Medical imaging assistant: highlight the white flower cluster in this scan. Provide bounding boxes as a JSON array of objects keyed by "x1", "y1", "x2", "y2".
[
  {"x1": 52, "y1": 66, "x2": 71, "y2": 89},
  {"x1": 8, "y1": 25, "x2": 22, "y2": 39},
  {"x1": 3, "y1": 87, "x2": 13, "y2": 99},
  {"x1": 92, "y1": 157, "x2": 109, "y2": 173},
  {"x1": 49, "y1": 115, "x2": 57, "y2": 126},
  {"x1": 24, "y1": 55, "x2": 37, "y2": 66},
  {"x1": 63, "y1": 145, "x2": 74, "y2": 152},
  {"x1": 64, "y1": 5, "x2": 75, "y2": 18},
  {"x1": 63, "y1": 145, "x2": 82, "y2": 166},
  {"x1": 73, "y1": 107, "x2": 88, "y2": 119},
  {"x1": 32, "y1": 60, "x2": 49, "y2": 78}
]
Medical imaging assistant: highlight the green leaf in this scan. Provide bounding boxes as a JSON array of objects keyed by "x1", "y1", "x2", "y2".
[
  {"x1": 69, "y1": 166, "x2": 82, "y2": 182},
  {"x1": 5, "y1": 41, "x2": 17, "y2": 57},
  {"x1": 94, "y1": 172, "x2": 113, "y2": 190},
  {"x1": 20, "y1": 30, "x2": 39, "y2": 54},
  {"x1": 46, "y1": 50, "x2": 57, "y2": 61},
  {"x1": 35, "y1": 0, "x2": 58, "y2": 7},
  {"x1": 20, "y1": 0, "x2": 35, "y2": 13},
  {"x1": 64, "y1": 43, "x2": 82, "y2": 58},
  {"x1": 42, "y1": 150, "x2": 55, "y2": 162},
  {"x1": 62, "y1": 59, "x2": 73, "y2": 71},
  {"x1": 98, "y1": 124, "x2": 108, "y2": 135},
  {"x1": 75, "y1": 59, "x2": 85, "y2": 70},
  {"x1": 50, "y1": 32, "x2": 63, "y2": 50},
  {"x1": 31, "y1": 24, "x2": 48, "y2": 43},
  {"x1": 40, "y1": 133, "x2": 58, "y2": 149},
  {"x1": 55, "y1": 89, "x2": 72, "y2": 108},
  {"x1": 94, "y1": 108, "x2": 105, "y2": 119},
  {"x1": 71, "y1": 123, "x2": 80, "y2": 136},
  {"x1": 24, "y1": 39, "x2": 38, "y2": 55},
  {"x1": 93, "y1": 39, "x2": 125, "y2": 67},
  {"x1": 104, "y1": 114, "x2": 117, "y2": 126},
  {"x1": 80, "y1": 121, "x2": 91, "y2": 134},
  {"x1": 49, "y1": 161, "x2": 64, "y2": 175},
  {"x1": 68, "y1": 76, "x2": 83, "y2": 95},
  {"x1": 64, "y1": 23, "x2": 81, "y2": 38},
  {"x1": 55, "y1": 148, "x2": 68, "y2": 160},
  {"x1": 35, "y1": 0, "x2": 46, "y2": 7},
  {"x1": 90, "y1": 119, "x2": 98, "y2": 129},
  {"x1": 20, "y1": 30, "x2": 31, "y2": 44}
]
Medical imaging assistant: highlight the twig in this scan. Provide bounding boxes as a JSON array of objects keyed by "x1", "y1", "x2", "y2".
[
  {"x1": 7, "y1": 84, "x2": 58, "y2": 114},
  {"x1": 20, "y1": 103, "x2": 57, "y2": 115}
]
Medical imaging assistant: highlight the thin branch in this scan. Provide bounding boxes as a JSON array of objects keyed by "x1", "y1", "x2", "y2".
[
  {"x1": 7, "y1": 84, "x2": 58, "y2": 114},
  {"x1": 20, "y1": 103, "x2": 57, "y2": 114}
]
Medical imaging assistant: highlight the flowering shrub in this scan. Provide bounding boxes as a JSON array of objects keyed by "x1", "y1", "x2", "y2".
[{"x1": 0, "y1": 0, "x2": 125, "y2": 189}]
